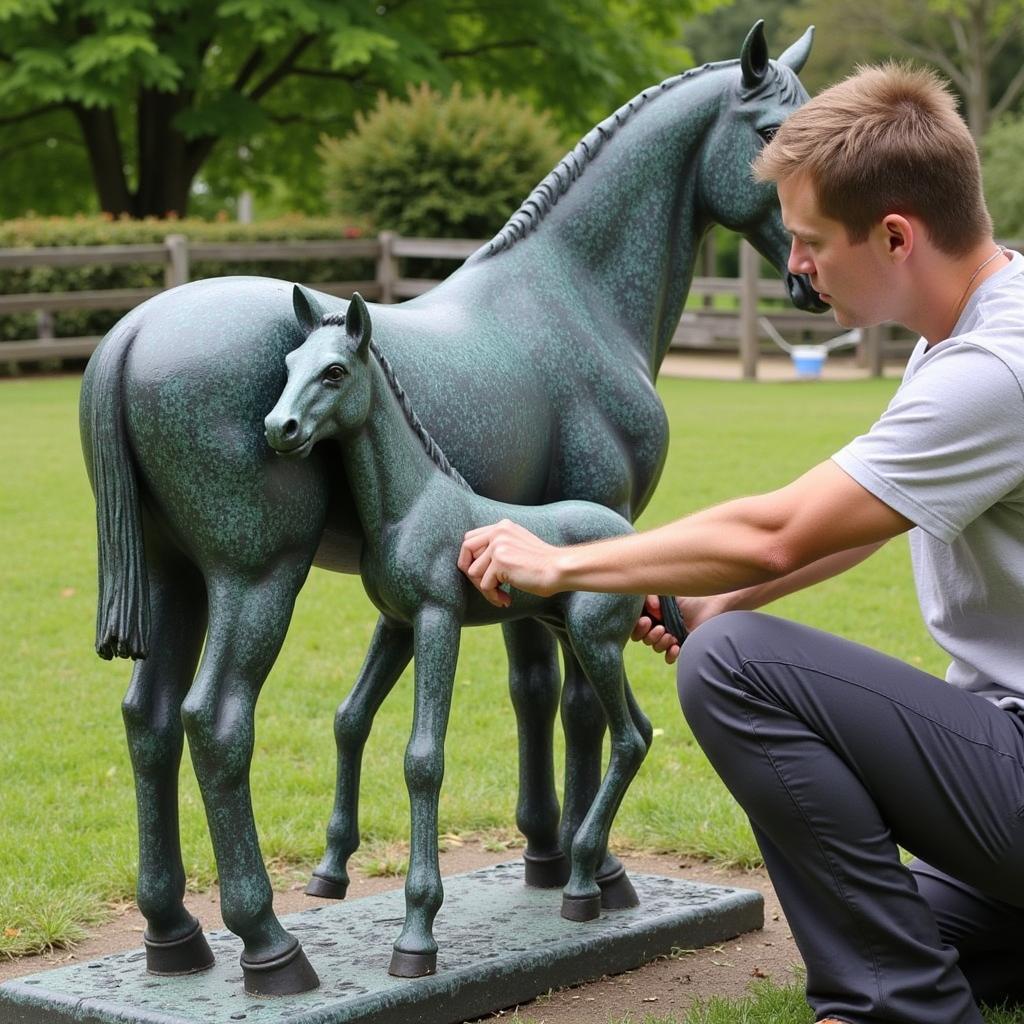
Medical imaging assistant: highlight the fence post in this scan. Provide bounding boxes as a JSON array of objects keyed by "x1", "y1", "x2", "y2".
[
  {"x1": 739, "y1": 240, "x2": 760, "y2": 380},
  {"x1": 376, "y1": 231, "x2": 397, "y2": 304},
  {"x1": 36, "y1": 309, "x2": 55, "y2": 343},
  {"x1": 164, "y1": 234, "x2": 190, "y2": 289},
  {"x1": 863, "y1": 323, "x2": 884, "y2": 377}
]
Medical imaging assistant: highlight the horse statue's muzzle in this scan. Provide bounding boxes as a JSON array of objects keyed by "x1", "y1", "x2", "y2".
[{"x1": 786, "y1": 272, "x2": 830, "y2": 314}]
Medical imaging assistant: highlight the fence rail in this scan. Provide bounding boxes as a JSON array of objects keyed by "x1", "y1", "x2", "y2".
[{"x1": 8, "y1": 231, "x2": 1001, "y2": 375}]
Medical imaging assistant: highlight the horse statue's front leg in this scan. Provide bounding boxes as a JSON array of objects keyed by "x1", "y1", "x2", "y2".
[
  {"x1": 389, "y1": 603, "x2": 462, "y2": 978},
  {"x1": 308, "y1": 615, "x2": 414, "y2": 898}
]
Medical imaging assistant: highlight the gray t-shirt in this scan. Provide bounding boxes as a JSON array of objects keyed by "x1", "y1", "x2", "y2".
[{"x1": 832, "y1": 250, "x2": 1024, "y2": 709}]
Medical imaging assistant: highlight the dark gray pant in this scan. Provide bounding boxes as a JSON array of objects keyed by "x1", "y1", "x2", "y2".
[{"x1": 676, "y1": 611, "x2": 1024, "y2": 1024}]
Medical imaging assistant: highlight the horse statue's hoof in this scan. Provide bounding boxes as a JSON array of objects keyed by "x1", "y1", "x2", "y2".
[
  {"x1": 305, "y1": 873, "x2": 348, "y2": 900},
  {"x1": 561, "y1": 891, "x2": 602, "y2": 922},
  {"x1": 241, "y1": 941, "x2": 320, "y2": 996},
  {"x1": 523, "y1": 849, "x2": 571, "y2": 888},
  {"x1": 144, "y1": 919, "x2": 215, "y2": 975},
  {"x1": 389, "y1": 946, "x2": 437, "y2": 977},
  {"x1": 596, "y1": 862, "x2": 640, "y2": 910}
]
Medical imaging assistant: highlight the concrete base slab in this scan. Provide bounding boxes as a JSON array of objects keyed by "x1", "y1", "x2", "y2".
[{"x1": 0, "y1": 862, "x2": 763, "y2": 1024}]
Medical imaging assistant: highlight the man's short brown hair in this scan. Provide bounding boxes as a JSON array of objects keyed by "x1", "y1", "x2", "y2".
[{"x1": 753, "y1": 62, "x2": 991, "y2": 256}]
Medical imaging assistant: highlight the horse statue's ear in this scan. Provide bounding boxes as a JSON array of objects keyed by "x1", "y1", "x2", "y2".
[
  {"x1": 777, "y1": 26, "x2": 814, "y2": 76},
  {"x1": 740, "y1": 19, "x2": 769, "y2": 90},
  {"x1": 292, "y1": 284, "x2": 326, "y2": 337},
  {"x1": 346, "y1": 293, "x2": 372, "y2": 355}
]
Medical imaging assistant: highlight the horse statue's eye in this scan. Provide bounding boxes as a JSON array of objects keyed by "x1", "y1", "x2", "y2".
[
  {"x1": 324, "y1": 364, "x2": 347, "y2": 383},
  {"x1": 758, "y1": 125, "x2": 779, "y2": 145}
]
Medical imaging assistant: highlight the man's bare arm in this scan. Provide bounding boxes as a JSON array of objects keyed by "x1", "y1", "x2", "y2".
[{"x1": 458, "y1": 460, "x2": 912, "y2": 606}]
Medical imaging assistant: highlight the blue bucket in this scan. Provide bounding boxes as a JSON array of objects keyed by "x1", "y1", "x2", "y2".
[{"x1": 791, "y1": 346, "x2": 827, "y2": 378}]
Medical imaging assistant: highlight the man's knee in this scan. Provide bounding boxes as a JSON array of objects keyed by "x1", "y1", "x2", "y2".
[{"x1": 675, "y1": 610, "x2": 774, "y2": 726}]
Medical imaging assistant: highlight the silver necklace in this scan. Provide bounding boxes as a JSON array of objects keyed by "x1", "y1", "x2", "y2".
[{"x1": 951, "y1": 245, "x2": 1008, "y2": 325}]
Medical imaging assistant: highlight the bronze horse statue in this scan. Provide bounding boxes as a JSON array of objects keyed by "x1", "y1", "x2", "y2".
[
  {"x1": 266, "y1": 290, "x2": 651, "y2": 976},
  {"x1": 81, "y1": 20, "x2": 821, "y2": 995}
]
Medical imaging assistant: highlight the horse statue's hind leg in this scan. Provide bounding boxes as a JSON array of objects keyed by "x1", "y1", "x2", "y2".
[
  {"x1": 307, "y1": 616, "x2": 414, "y2": 898},
  {"x1": 503, "y1": 619, "x2": 568, "y2": 887},
  {"x1": 179, "y1": 559, "x2": 321, "y2": 995},
  {"x1": 121, "y1": 532, "x2": 213, "y2": 975},
  {"x1": 558, "y1": 596, "x2": 649, "y2": 921},
  {"x1": 558, "y1": 649, "x2": 652, "y2": 910}
]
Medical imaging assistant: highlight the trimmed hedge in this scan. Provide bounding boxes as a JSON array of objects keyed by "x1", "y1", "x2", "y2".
[{"x1": 0, "y1": 215, "x2": 370, "y2": 344}]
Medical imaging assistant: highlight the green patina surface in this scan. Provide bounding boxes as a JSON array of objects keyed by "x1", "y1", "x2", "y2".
[
  {"x1": 76, "y1": 19, "x2": 815, "y2": 995},
  {"x1": 0, "y1": 864, "x2": 762, "y2": 1024}
]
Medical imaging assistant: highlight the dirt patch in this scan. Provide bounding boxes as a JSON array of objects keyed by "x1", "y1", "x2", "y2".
[{"x1": 0, "y1": 842, "x2": 803, "y2": 1022}]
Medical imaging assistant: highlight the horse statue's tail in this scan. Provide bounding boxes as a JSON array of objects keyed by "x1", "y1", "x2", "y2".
[{"x1": 86, "y1": 317, "x2": 150, "y2": 661}]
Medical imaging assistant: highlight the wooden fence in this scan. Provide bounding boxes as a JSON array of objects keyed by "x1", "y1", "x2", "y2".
[{"x1": 0, "y1": 231, "x2": 915, "y2": 376}]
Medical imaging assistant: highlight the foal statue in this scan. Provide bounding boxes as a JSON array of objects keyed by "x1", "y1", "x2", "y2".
[
  {"x1": 81, "y1": 20, "x2": 820, "y2": 995},
  {"x1": 266, "y1": 289, "x2": 651, "y2": 977}
]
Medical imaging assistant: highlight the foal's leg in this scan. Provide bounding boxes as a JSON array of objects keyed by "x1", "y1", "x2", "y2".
[
  {"x1": 560, "y1": 618, "x2": 647, "y2": 922},
  {"x1": 502, "y1": 619, "x2": 567, "y2": 887},
  {"x1": 181, "y1": 561, "x2": 319, "y2": 996},
  {"x1": 308, "y1": 615, "x2": 414, "y2": 898},
  {"x1": 122, "y1": 552, "x2": 212, "y2": 975},
  {"x1": 389, "y1": 604, "x2": 461, "y2": 978}
]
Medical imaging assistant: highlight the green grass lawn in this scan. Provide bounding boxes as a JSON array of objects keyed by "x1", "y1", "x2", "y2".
[
  {"x1": 600, "y1": 980, "x2": 1024, "y2": 1024},
  {"x1": 0, "y1": 370, "x2": 947, "y2": 960}
]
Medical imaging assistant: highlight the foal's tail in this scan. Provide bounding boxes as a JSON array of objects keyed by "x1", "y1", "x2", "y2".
[{"x1": 85, "y1": 316, "x2": 150, "y2": 660}]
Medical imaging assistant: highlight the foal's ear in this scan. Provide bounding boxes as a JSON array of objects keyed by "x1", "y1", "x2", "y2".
[
  {"x1": 346, "y1": 293, "x2": 372, "y2": 355},
  {"x1": 292, "y1": 284, "x2": 326, "y2": 337}
]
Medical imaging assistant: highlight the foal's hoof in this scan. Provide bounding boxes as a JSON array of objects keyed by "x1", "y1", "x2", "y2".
[
  {"x1": 389, "y1": 947, "x2": 437, "y2": 978},
  {"x1": 305, "y1": 873, "x2": 348, "y2": 900},
  {"x1": 523, "y1": 849, "x2": 571, "y2": 888},
  {"x1": 145, "y1": 920, "x2": 215, "y2": 976},
  {"x1": 561, "y1": 892, "x2": 602, "y2": 922},
  {"x1": 597, "y1": 862, "x2": 640, "y2": 910},
  {"x1": 241, "y1": 941, "x2": 320, "y2": 996}
]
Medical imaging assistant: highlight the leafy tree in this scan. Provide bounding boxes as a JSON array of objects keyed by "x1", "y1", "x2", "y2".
[
  {"x1": 0, "y1": 0, "x2": 716, "y2": 219},
  {"x1": 778, "y1": 0, "x2": 1024, "y2": 138},
  {"x1": 982, "y1": 113, "x2": 1024, "y2": 237}
]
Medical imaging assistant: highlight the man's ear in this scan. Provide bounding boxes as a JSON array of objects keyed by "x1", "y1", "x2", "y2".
[
  {"x1": 882, "y1": 214, "x2": 914, "y2": 264},
  {"x1": 292, "y1": 284, "x2": 326, "y2": 336}
]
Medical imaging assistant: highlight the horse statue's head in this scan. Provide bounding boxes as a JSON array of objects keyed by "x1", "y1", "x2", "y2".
[
  {"x1": 265, "y1": 286, "x2": 374, "y2": 456},
  {"x1": 700, "y1": 20, "x2": 826, "y2": 312}
]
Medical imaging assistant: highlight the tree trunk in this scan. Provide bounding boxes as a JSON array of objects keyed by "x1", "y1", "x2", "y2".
[
  {"x1": 72, "y1": 104, "x2": 132, "y2": 216},
  {"x1": 135, "y1": 89, "x2": 197, "y2": 218}
]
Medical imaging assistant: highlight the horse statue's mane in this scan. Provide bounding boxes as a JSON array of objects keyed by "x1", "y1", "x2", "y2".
[
  {"x1": 321, "y1": 312, "x2": 472, "y2": 492},
  {"x1": 469, "y1": 58, "x2": 803, "y2": 263}
]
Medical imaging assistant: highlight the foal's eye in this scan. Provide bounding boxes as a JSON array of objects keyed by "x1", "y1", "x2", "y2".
[
  {"x1": 323, "y1": 364, "x2": 347, "y2": 384},
  {"x1": 758, "y1": 125, "x2": 779, "y2": 145}
]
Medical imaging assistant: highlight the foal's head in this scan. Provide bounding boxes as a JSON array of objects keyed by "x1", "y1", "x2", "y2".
[{"x1": 264, "y1": 286, "x2": 374, "y2": 457}]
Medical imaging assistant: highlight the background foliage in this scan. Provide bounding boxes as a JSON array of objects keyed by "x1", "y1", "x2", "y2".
[
  {"x1": 321, "y1": 84, "x2": 564, "y2": 239},
  {"x1": 0, "y1": 0, "x2": 716, "y2": 219}
]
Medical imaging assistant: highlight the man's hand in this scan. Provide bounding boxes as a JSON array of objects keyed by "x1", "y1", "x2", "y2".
[
  {"x1": 458, "y1": 519, "x2": 563, "y2": 607},
  {"x1": 631, "y1": 595, "x2": 721, "y2": 665}
]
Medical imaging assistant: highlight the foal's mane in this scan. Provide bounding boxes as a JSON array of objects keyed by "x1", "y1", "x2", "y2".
[
  {"x1": 468, "y1": 58, "x2": 801, "y2": 262},
  {"x1": 321, "y1": 313, "x2": 472, "y2": 492}
]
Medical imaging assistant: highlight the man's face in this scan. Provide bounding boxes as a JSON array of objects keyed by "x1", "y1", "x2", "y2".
[{"x1": 778, "y1": 172, "x2": 892, "y2": 328}]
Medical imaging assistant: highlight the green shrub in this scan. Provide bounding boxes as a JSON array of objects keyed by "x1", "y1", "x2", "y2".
[
  {"x1": 320, "y1": 83, "x2": 566, "y2": 240},
  {"x1": 0, "y1": 215, "x2": 370, "y2": 345}
]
